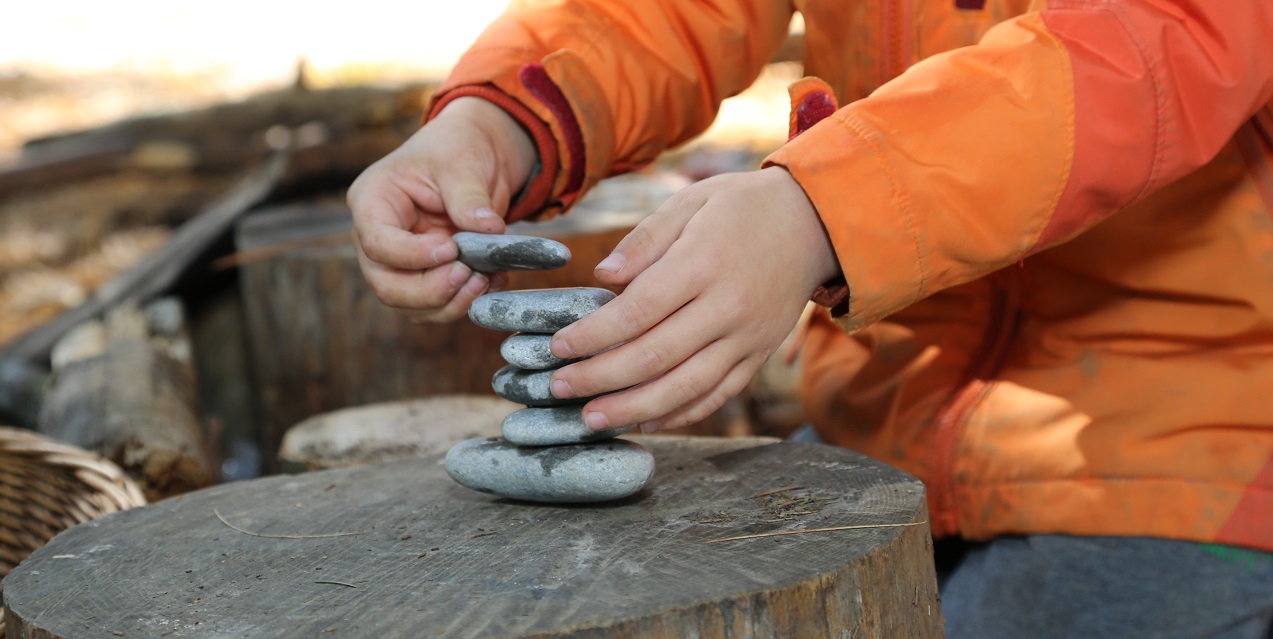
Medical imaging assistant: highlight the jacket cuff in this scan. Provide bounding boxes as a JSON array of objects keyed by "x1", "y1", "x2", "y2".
[
  {"x1": 767, "y1": 110, "x2": 927, "y2": 333},
  {"x1": 426, "y1": 84, "x2": 560, "y2": 223}
]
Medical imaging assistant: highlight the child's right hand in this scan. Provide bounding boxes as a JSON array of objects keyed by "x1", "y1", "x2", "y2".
[{"x1": 347, "y1": 97, "x2": 537, "y2": 323}]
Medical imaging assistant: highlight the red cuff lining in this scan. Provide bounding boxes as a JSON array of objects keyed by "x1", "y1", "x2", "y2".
[
  {"x1": 519, "y1": 63, "x2": 586, "y2": 196},
  {"x1": 794, "y1": 92, "x2": 837, "y2": 140},
  {"x1": 812, "y1": 278, "x2": 851, "y2": 317},
  {"x1": 427, "y1": 84, "x2": 559, "y2": 223}
]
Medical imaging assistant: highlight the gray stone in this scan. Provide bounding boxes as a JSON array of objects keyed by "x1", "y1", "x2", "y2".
[
  {"x1": 491, "y1": 364, "x2": 585, "y2": 407},
  {"x1": 469, "y1": 288, "x2": 615, "y2": 333},
  {"x1": 454, "y1": 232, "x2": 570, "y2": 272},
  {"x1": 444, "y1": 437, "x2": 655, "y2": 503},
  {"x1": 500, "y1": 333, "x2": 577, "y2": 369},
  {"x1": 501, "y1": 406, "x2": 635, "y2": 446}
]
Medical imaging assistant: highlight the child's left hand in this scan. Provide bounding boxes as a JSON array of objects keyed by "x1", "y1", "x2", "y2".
[{"x1": 547, "y1": 166, "x2": 841, "y2": 432}]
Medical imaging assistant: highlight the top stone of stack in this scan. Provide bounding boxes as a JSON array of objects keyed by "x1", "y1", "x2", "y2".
[{"x1": 454, "y1": 232, "x2": 571, "y2": 272}]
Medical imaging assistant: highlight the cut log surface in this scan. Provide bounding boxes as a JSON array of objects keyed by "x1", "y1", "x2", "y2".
[{"x1": 3, "y1": 437, "x2": 942, "y2": 639}]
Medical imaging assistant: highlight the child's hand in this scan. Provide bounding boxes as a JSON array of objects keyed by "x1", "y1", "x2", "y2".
[
  {"x1": 347, "y1": 97, "x2": 537, "y2": 322},
  {"x1": 548, "y1": 167, "x2": 840, "y2": 432}
]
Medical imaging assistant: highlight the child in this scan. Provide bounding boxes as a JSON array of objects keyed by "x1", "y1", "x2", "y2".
[{"x1": 350, "y1": 1, "x2": 1273, "y2": 635}]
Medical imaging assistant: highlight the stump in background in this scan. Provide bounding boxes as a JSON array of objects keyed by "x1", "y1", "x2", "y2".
[
  {"x1": 234, "y1": 173, "x2": 709, "y2": 469},
  {"x1": 234, "y1": 205, "x2": 562, "y2": 470}
]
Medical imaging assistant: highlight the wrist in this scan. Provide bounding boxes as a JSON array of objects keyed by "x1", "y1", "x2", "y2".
[
  {"x1": 761, "y1": 166, "x2": 841, "y2": 293},
  {"x1": 435, "y1": 97, "x2": 538, "y2": 195}
]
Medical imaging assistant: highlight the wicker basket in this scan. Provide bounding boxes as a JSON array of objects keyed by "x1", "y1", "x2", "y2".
[{"x1": 0, "y1": 426, "x2": 147, "y2": 637}]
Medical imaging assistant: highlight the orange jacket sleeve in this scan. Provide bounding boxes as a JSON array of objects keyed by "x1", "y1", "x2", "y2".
[
  {"x1": 432, "y1": 0, "x2": 793, "y2": 220},
  {"x1": 767, "y1": 1, "x2": 1273, "y2": 330}
]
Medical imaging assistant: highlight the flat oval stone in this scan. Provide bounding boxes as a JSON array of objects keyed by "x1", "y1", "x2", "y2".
[
  {"x1": 444, "y1": 437, "x2": 655, "y2": 503},
  {"x1": 500, "y1": 333, "x2": 577, "y2": 369},
  {"x1": 454, "y1": 232, "x2": 571, "y2": 272},
  {"x1": 501, "y1": 406, "x2": 635, "y2": 446},
  {"x1": 491, "y1": 365, "x2": 583, "y2": 407},
  {"x1": 469, "y1": 288, "x2": 615, "y2": 333}
]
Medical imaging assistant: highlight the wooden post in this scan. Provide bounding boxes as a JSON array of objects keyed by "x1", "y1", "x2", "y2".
[
  {"x1": 4, "y1": 436, "x2": 943, "y2": 638},
  {"x1": 37, "y1": 298, "x2": 215, "y2": 500}
]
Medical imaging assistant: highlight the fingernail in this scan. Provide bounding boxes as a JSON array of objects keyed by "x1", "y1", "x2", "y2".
[
  {"x1": 462, "y1": 273, "x2": 488, "y2": 296},
  {"x1": 474, "y1": 208, "x2": 499, "y2": 221},
  {"x1": 550, "y1": 378, "x2": 574, "y2": 399},
  {"x1": 596, "y1": 252, "x2": 626, "y2": 274},
  {"x1": 448, "y1": 262, "x2": 470, "y2": 287},
  {"x1": 432, "y1": 242, "x2": 457, "y2": 264},
  {"x1": 551, "y1": 336, "x2": 574, "y2": 358},
  {"x1": 639, "y1": 421, "x2": 662, "y2": 434},
  {"x1": 583, "y1": 411, "x2": 610, "y2": 430}
]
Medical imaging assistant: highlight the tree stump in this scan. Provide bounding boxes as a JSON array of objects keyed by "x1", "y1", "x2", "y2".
[{"x1": 3, "y1": 437, "x2": 942, "y2": 638}]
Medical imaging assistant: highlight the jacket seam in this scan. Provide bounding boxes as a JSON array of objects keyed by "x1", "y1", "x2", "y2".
[
  {"x1": 1045, "y1": 0, "x2": 1164, "y2": 206},
  {"x1": 835, "y1": 111, "x2": 929, "y2": 305},
  {"x1": 1099, "y1": 1, "x2": 1166, "y2": 203},
  {"x1": 1027, "y1": 10, "x2": 1079, "y2": 256}
]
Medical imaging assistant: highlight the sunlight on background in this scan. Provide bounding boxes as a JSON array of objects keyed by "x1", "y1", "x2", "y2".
[
  {"x1": 0, "y1": 0, "x2": 793, "y2": 161},
  {"x1": 0, "y1": 0, "x2": 508, "y2": 83}
]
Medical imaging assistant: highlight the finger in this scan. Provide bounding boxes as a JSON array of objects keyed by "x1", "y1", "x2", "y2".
[
  {"x1": 349, "y1": 191, "x2": 459, "y2": 270},
  {"x1": 593, "y1": 188, "x2": 707, "y2": 286},
  {"x1": 435, "y1": 162, "x2": 506, "y2": 234},
  {"x1": 575, "y1": 338, "x2": 746, "y2": 430},
  {"x1": 550, "y1": 253, "x2": 700, "y2": 360},
  {"x1": 487, "y1": 272, "x2": 510, "y2": 293},
  {"x1": 635, "y1": 359, "x2": 759, "y2": 433},
  {"x1": 396, "y1": 271, "x2": 493, "y2": 323},
  {"x1": 549, "y1": 297, "x2": 722, "y2": 399},
  {"x1": 357, "y1": 243, "x2": 474, "y2": 310}
]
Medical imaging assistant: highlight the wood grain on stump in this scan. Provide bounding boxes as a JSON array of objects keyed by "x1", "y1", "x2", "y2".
[{"x1": 4, "y1": 437, "x2": 942, "y2": 638}]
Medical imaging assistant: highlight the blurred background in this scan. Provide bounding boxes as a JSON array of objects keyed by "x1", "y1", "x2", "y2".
[
  {"x1": 0, "y1": 1, "x2": 807, "y2": 493},
  {"x1": 0, "y1": 0, "x2": 796, "y2": 163}
]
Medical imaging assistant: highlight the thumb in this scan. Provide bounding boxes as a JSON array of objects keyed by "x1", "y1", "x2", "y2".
[{"x1": 437, "y1": 169, "x2": 506, "y2": 234}]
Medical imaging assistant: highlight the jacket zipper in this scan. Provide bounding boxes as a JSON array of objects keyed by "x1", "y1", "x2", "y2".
[
  {"x1": 928, "y1": 268, "x2": 1024, "y2": 537},
  {"x1": 880, "y1": 0, "x2": 913, "y2": 84}
]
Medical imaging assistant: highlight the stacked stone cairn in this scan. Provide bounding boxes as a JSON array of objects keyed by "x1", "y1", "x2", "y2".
[{"x1": 443, "y1": 232, "x2": 656, "y2": 503}]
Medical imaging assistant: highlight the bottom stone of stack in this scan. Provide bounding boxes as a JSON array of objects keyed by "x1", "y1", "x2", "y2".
[{"x1": 444, "y1": 438, "x2": 655, "y2": 503}]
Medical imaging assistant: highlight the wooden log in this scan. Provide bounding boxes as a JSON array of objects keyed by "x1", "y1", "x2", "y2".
[
  {"x1": 0, "y1": 154, "x2": 285, "y2": 365},
  {"x1": 2, "y1": 84, "x2": 429, "y2": 200},
  {"x1": 37, "y1": 299, "x2": 215, "y2": 501},
  {"x1": 4, "y1": 436, "x2": 943, "y2": 638},
  {"x1": 278, "y1": 395, "x2": 517, "y2": 471}
]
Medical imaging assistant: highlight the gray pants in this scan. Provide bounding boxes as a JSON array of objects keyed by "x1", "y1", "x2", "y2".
[{"x1": 938, "y1": 535, "x2": 1273, "y2": 639}]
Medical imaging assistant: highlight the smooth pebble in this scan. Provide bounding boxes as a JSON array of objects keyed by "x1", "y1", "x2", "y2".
[
  {"x1": 444, "y1": 437, "x2": 655, "y2": 503},
  {"x1": 469, "y1": 288, "x2": 615, "y2": 333},
  {"x1": 501, "y1": 406, "x2": 634, "y2": 446},
  {"x1": 500, "y1": 333, "x2": 577, "y2": 369},
  {"x1": 491, "y1": 365, "x2": 583, "y2": 407},
  {"x1": 454, "y1": 232, "x2": 571, "y2": 272}
]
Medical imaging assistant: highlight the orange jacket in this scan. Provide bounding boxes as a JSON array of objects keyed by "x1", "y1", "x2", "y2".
[{"x1": 432, "y1": 0, "x2": 1273, "y2": 551}]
